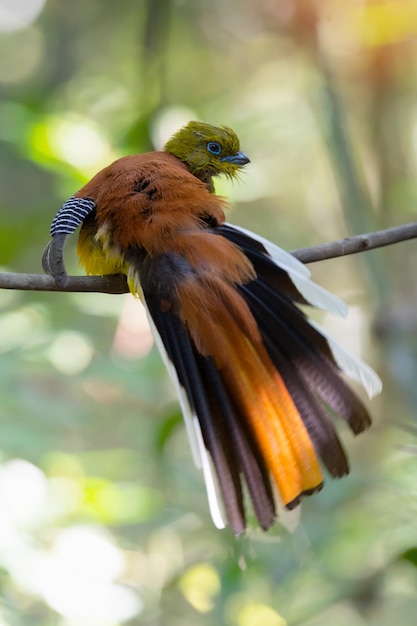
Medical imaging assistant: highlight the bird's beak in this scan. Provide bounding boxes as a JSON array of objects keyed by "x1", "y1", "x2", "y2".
[{"x1": 221, "y1": 151, "x2": 250, "y2": 166}]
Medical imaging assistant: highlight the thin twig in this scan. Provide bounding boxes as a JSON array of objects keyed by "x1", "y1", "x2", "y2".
[
  {"x1": 0, "y1": 221, "x2": 416, "y2": 294},
  {"x1": 291, "y1": 221, "x2": 417, "y2": 263}
]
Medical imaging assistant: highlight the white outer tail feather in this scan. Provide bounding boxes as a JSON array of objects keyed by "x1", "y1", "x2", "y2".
[
  {"x1": 230, "y1": 224, "x2": 381, "y2": 397},
  {"x1": 193, "y1": 416, "x2": 226, "y2": 529},
  {"x1": 225, "y1": 222, "x2": 311, "y2": 277},
  {"x1": 228, "y1": 224, "x2": 348, "y2": 316},
  {"x1": 309, "y1": 320, "x2": 382, "y2": 398},
  {"x1": 142, "y1": 294, "x2": 226, "y2": 530},
  {"x1": 288, "y1": 271, "x2": 348, "y2": 317}
]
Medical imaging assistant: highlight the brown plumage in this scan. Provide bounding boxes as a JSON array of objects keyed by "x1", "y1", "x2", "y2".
[{"x1": 42, "y1": 121, "x2": 381, "y2": 534}]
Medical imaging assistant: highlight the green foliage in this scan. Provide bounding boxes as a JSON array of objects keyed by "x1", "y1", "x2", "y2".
[{"x1": 1, "y1": 1, "x2": 417, "y2": 625}]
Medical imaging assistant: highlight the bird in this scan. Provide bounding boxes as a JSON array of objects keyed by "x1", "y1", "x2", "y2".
[{"x1": 42, "y1": 120, "x2": 382, "y2": 535}]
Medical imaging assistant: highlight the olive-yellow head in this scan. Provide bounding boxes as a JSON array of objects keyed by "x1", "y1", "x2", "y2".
[{"x1": 164, "y1": 121, "x2": 250, "y2": 189}]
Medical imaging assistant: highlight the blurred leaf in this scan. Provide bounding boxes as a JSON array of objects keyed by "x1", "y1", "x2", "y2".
[
  {"x1": 154, "y1": 409, "x2": 183, "y2": 455},
  {"x1": 400, "y1": 548, "x2": 417, "y2": 568}
]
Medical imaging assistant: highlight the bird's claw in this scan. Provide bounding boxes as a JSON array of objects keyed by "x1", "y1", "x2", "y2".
[{"x1": 42, "y1": 233, "x2": 69, "y2": 287}]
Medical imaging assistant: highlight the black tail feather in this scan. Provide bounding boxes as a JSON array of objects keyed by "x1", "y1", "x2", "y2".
[
  {"x1": 218, "y1": 224, "x2": 309, "y2": 304},
  {"x1": 239, "y1": 280, "x2": 371, "y2": 436},
  {"x1": 196, "y1": 355, "x2": 276, "y2": 530},
  {"x1": 145, "y1": 297, "x2": 248, "y2": 533}
]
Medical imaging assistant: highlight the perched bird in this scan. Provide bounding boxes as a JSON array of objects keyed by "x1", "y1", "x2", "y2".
[{"x1": 42, "y1": 121, "x2": 381, "y2": 534}]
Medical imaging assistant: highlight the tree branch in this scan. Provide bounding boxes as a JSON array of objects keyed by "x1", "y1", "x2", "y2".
[
  {"x1": 1, "y1": 221, "x2": 416, "y2": 294},
  {"x1": 290, "y1": 221, "x2": 417, "y2": 263},
  {"x1": 0, "y1": 272, "x2": 129, "y2": 294}
]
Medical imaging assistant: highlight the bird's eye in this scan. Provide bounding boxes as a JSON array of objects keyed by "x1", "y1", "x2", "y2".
[{"x1": 207, "y1": 141, "x2": 222, "y2": 155}]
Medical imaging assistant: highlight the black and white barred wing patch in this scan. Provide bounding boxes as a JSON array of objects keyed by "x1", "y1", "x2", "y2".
[
  {"x1": 42, "y1": 195, "x2": 96, "y2": 287},
  {"x1": 49, "y1": 195, "x2": 96, "y2": 236}
]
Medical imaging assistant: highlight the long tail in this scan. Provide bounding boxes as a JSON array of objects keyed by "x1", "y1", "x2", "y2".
[{"x1": 131, "y1": 229, "x2": 381, "y2": 534}]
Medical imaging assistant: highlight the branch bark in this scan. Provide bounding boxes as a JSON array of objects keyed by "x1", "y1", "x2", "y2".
[
  {"x1": 290, "y1": 221, "x2": 417, "y2": 263},
  {"x1": 1, "y1": 221, "x2": 416, "y2": 294}
]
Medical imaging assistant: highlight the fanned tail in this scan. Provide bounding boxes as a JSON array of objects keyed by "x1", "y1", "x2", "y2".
[
  {"x1": 137, "y1": 270, "x2": 342, "y2": 533},
  {"x1": 131, "y1": 225, "x2": 380, "y2": 533}
]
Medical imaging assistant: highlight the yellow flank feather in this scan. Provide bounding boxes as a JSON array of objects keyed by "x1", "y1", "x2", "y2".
[{"x1": 77, "y1": 220, "x2": 127, "y2": 277}]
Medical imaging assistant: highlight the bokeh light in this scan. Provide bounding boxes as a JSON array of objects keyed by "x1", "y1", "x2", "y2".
[
  {"x1": 47, "y1": 331, "x2": 94, "y2": 375},
  {"x1": 0, "y1": 0, "x2": 45, "y2": 33},
  {"x1": 0, "y1": 459, "x2": 47, "y2": 527},
  {"x1": 179, "y1": 562, "x2": 221, "y2": 613},
  {"x1": 44, "y1": 116, "x2": 115, "y2": 173}
]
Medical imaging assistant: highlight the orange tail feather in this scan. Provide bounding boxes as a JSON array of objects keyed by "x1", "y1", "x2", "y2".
[{"x1": 177, "y1": 276, "x2": 324, "y2": 508}]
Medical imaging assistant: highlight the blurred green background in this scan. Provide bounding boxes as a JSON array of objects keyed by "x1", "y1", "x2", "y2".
[{"x1": 1, "y1": 1, "x2": 417, "y2": 624}]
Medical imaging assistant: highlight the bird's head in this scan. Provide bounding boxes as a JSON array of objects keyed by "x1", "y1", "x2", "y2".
[{"x1": 164, "y1": 121, "x2": 250, "y2": 189}]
